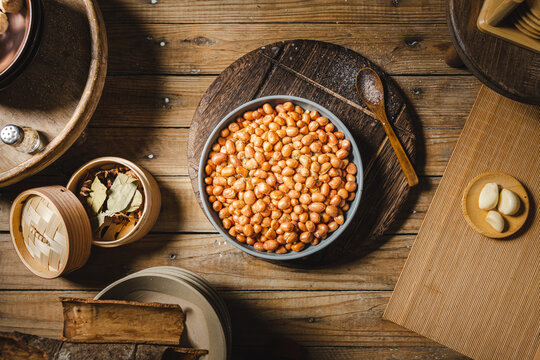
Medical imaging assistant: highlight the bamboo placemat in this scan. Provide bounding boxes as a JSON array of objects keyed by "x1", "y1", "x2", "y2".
[{"x1": 383, "y1": 86, "x2": 539, "y2": 360}]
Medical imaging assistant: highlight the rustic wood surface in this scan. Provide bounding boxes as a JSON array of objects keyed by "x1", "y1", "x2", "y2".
[
  {"x1": 0, "y1": 0, "x2": 484, "y2": 358},
  {"x1": 187, "y1": 39, "x2": 417, "y2": 265},
  {"x1": 448, "y1": 0, "x2": 540, "y2": 104},
  {"x1": 0, "y1": 332, "x2": 207, "y2": 360},
  {"x1": 60, "y1": 298, "x2": 185, "y2": 344},
  {"x1": 384, "y1": 87, "x2": 540, "y2": 360},
  {"x1": 0, "y1": 0, "x2": 108, "y2": 187}
]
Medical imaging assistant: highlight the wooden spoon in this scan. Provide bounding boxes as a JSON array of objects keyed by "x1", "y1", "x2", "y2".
[{"x1": 355, "y1": 67, "x2": 418, "y2": 186}]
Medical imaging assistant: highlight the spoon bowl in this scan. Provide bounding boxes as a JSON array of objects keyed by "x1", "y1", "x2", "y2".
[{"x1": 355, "y1": 67, "x2": 418, "y2": 187}]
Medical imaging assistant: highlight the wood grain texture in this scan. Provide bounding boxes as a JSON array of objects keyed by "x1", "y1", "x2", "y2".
[
  {"x1": 384, "y1": 87, "x2": 540, "y2": 360},
  {"x1": 0, "y1": 332, "x2": 205, "y2": 360},
  {"x1": 60, "y1": 298, "x2": 185, "y2": 344},
  {"x1": 53, "y1": 128, "x2": 453, "y2": 177},
  {"x1": 105, "y1": 23, "x2": 462, "y2": 75},
  {"x1": 97, "y1": 0, "x2": 447, "y2": 24},
  {"x1": 0, "y1": 176, "x2": 442, "y2": 234},
  {"x1": 235, "y1": 346, "x2": 468, "y2": 360},
  {"x1": 0, "y1": 290, "x2": 439, "y2": 347},
  {"x1": 92, "y1": 75, "x2": 479, "y2": 128},
  {"x1": 188, "y1": 40, "x2": 417, "y2": 265},
  {"x1": 0, "y1": 1, "x2": 480, "y2": 357},
  {"x1": 448, "y1": 0, "x2": 540, "y2": 104},
  {"x1": 0, "y1": 0, "x2": 107, "y2": 187},
  {"x1": 0, "y1": 233, "x2": 414, "y2": 291}
]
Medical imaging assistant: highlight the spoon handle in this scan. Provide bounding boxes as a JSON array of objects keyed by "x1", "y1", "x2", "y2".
[{"x1": 375, "y1": 109, "x2": 419, "y2": 187}]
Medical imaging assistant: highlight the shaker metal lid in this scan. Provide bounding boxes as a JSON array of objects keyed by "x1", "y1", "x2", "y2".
[{"x1": 1, "y1": 124, "x2": 22, "y2": 144}]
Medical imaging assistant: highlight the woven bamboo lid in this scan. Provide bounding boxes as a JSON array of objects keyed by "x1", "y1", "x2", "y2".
[{"x1": 10, "y1": 186, "x2": 92, "y2": 278}]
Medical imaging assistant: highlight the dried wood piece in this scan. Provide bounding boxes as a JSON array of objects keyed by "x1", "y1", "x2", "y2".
[
  {"x1": 168, "y1": 348, "x2": 209, "y2": 360},
  {"x1": 60, "y1": 298, "x2": 185, "y2": 345},
  {"x1": 0, "y1": 333, "x2": 49, "y2": 360},
  {"x1": 139, "y1": 345, "x2": 209, "y2": 360},
  {"x1": 0, "y1": 332, "x2": 207, "y2": 360}
]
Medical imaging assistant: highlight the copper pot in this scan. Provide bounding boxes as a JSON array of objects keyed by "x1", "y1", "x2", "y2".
[{"x1": 0, "y1": 0, "x2": 43, "y2": 90}]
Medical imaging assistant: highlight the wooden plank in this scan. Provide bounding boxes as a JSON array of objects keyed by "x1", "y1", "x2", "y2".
[
  {"x1": 384, "y1": 87, "x2": 540, "y2": 360},
  {"x1": 93, "y1": 75, "x2": 478, "y2": 128},
  {"x1": 0, "y1": 176, "x2": 440, "y2": 234},
  {"x1": 55, "y1": 128, "x2": 188, "y2": 176},
  {"x1": 105, "y1": 23, "x2": 464, "y2": 75},
  {"x1": 60, "y1": 298, "x2": 185, "y2": 344},
  {"x1": 0, "y1": 290, "x2": 439, "y2": 347},
  {"x1": 93, "y1": 76, "x2": 214, "y2": 128},
  {"x1": 98, "y1": 0, "x2": 446, "y2": 24},
  {"x1": 233, "y1": 346, "x2": 468, "y2": 359},
  {"x1": 388, "y1": 176, "x2": 441, "y2": 234},
  {"x1": 21, "y1": 128, "x2": 456, "y2": 178},
  {"x1": 0, "y1": 233, "x2": 414, "y2": 291}
]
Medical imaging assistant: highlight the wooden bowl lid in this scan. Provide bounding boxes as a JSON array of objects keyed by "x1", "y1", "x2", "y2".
[
  {"x1": 9, "y1": 186, "x2": 92, "y2": 278},
  {"x1": 462, "y1": 172, "x2": 530, "y2": 239}
]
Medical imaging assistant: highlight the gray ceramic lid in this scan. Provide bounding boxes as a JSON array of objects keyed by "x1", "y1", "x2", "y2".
[{"x1": 1, "y1": 124, "x2": 22, "y2": 145}]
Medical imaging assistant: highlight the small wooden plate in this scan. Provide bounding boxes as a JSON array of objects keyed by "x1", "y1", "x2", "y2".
[{"x1": 462, "y1": 172, "x2": 529, "y2": 238}]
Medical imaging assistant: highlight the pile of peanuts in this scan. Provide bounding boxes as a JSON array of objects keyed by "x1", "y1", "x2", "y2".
[{"x1": 204, "y1": 101, "x2": 357, "y2": 254}]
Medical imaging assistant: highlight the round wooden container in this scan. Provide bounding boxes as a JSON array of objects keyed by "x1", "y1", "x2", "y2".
[
  {"x1": 0, "y1": 0, "x2": 108, "y2": 187},
  {"x1": 9, "y1": 186, "x2": 92, "y2": 278},
  {"x1": 66, "y1": 157, "x2": 161, "y2": 248}
]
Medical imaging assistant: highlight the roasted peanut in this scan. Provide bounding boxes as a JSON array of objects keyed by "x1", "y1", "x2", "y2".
[{"x1": 205, "y1": 101, "x2": 358, "y2": 254}]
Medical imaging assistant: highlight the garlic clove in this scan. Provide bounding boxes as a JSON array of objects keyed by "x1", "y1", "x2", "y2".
[
  {"x1": 486, "y1": 210, "x2": 504, "y2": 233},
  {"x1": 498, "y1": 188, "x2": 520, "y2": 215},
  {"x1": 478, "y1": 182, "x2": 499, "y2": 210}
]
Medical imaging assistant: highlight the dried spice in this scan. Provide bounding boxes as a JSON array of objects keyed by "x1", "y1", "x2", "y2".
[
  {"x1": 107, "y1": 175, "x2": 138, "y2": 213},
  {"x1": 87, "y1": 177, "x2": 107, "y2": 214},
  {"x1": 78, "y1": 165, "x2": 144, "y2": 240}
]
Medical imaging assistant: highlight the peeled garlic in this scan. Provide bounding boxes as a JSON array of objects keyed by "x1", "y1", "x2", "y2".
[
  {"x1": 486, "y1": 210, "x2": 504, "y2": 233},
  {"x1": 478, "y1": 182, "x2": 499, "y2": 210},
  {"x1": 498, "y1": 188, "x2": 519, "y2": 215},
  {"x1": 1, "y1": 0, "x2": 23, "y2": 13}
]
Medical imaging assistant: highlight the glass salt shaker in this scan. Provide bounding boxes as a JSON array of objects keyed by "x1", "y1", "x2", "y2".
[{"x1": 1, "y1": 124, "x2": 44, "y2": 154}]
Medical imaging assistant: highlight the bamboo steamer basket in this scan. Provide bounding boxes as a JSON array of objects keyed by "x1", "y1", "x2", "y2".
[
  {"x1": 10, "y1": 186, "x2": 92, "y2": 278},
  {"x1": 66, "y1": 157, "x2": 161, "y2": 248},
  {"x1": 10, "y1": 157, "x2": 161, "y2": 278}
]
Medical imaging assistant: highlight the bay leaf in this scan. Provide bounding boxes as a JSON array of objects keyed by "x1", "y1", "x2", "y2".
[
  {"x1": 107, "y1": 176, "x2": 138, "y2": 213},
  {"x1": 126, "y1": 189, "x2": 143, "y2": 213},
  {"x1": 86, "y1": 177, "x2": 107, "y2": 215},
  {"x1": 115, "y1": 173, "x2": 138, "y2": 185}
]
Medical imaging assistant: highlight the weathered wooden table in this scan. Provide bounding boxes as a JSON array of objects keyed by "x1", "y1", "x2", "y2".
[{"x1": 0, "y1": 1, "x2": 477, "y2": 358}]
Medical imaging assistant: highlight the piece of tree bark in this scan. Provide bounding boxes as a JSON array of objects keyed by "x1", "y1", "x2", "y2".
[
  {"x1": 60, "y1": 297, "x2": 185, "y2": 345},
  {"x1": 0, "y1": 332, "x2": 208, "y2": 360}
]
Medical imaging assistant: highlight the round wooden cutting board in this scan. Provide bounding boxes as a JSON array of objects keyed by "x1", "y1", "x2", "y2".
[
  {"x1": 0, "y1": 0, "x2": 107, "y2": 187},
  {"x1": 188, "y1": 40, "x2": 419, "y2": 265}
]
